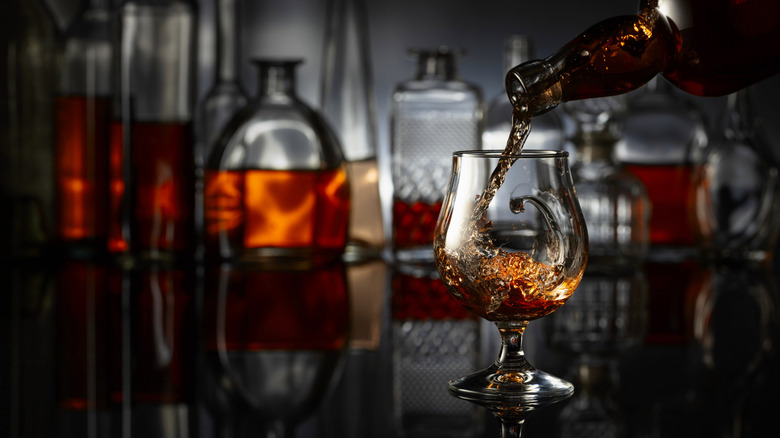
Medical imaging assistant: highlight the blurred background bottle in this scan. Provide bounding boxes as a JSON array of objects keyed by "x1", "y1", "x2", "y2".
[
  {"x1": 55, "y1": 0, "x2": 114, "y2": 259},
  {"x1": 0, "y1": 0, "x2": 58, "y2": 259},
  {"x1": 692, "y1": 86, "x2": 780, "y2": 265},
  {"x1": 483, "y1": 35, "x2": 566, "y2": 153},
  {"x1": 111, "y1": 0, "x2": 198, "y2": 260},
  {"x1": 614, "y1": 77, "x2": 709, "y2": 261},
  {"x1": 194, "y1": 0, "x2": 248, "y2": 259},
  {"x1": 203, "y1": 59, "x2": 350, "y2": 264},
  {"x1": 391, "y1": 47, "x2": 483, "y2": 264},
  {"x1": 321, "y1": 0, "x2": 386, "y2": 260},
  {"x1": 563, "y1": 95, "x2": 650, "y2": 265}
]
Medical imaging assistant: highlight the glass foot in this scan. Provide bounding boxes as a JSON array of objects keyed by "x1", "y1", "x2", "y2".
[{"x1": 448, "y1": 363, "x2": 573, "y2": 411}]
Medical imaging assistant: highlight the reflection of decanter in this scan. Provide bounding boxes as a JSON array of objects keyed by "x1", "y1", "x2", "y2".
[
  {"x1": 55, "y1": 0, "x2": 114, "y2": 257},
  {"x1": 483, "y1": 35, "x2": 565, "y2": 153},
  {"x1": 321, "y1": 0, "x2": 385, "y2": 258},
  {"x1": 390, "y1": 264, "x2": 482, "y2": 438},
  {"x1": 202, "y1": 262, "x2": 349, "y2": 437},
  {"x1": 564, "y1": 96, "x2": 650, "y2": 265},
  {"x1": 204, "y1": 59, "x2": 350, "y2": 264},
  {"x1": 391, "y1": 47, "x2": 483, "y2": 264},
  {"x1": 692, "y1": 88, "x2": 780, "y2": 265},
  {"x1": 614, "y1": 78, "x2": 709, "y2": 261}
]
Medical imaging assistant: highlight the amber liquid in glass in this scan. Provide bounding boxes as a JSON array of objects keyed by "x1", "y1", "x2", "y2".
[
  {"x1": 107, "y1": 120, "x2": 195, "y2": 255},
  {"x1": 54, "y1": 95, "x2": 111, "y2": 245},
  {"x1": 345, "y1": 157, "x2": 385, "y2": 250},
  {"x1": 203, "y1": 167, "x2": 350, "y2": 260}
]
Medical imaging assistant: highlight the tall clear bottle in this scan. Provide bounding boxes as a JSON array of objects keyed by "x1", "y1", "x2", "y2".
[
  {"x1": 483, "y1": 35, "x2": 565, "y2": 152},
  {"x1": 391, "y1": 47, "x2": 483, "y2": 264},
  {"x1": 195, "y1": 0, "x2": 249, "y2": 258},
  {"x1": 55, "y1": 0, "x2": 114, "y2": 258},
  {"x1": 692, "y1": 87, "x2": 780, "y2": 265},
  {"x1": 111, "y1": 0, "x2": 198, "y2": 261},
  {"x1": 614, "y1": 77, "x2": 709, "y2": 261},
  {"x1": 321, "y1": 0, "x2": 385, "y2": 260},
  {"x1": 204, "y1": 59, "x2": 350, "y2": 264},
  {"x1": 0, "y1": 0, "x2": 57, "y2": 259}
]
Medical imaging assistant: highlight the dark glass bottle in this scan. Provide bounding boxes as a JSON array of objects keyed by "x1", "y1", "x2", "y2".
[
  {"x1": 506, "y1": 0, "x2": 780, "y2": 117},
  {"x1": 55, "y1": 0, "x2": 114, "y2": 258},
  {"x1": 111, "y1": 0, "x2": 198, "y2": 260}
]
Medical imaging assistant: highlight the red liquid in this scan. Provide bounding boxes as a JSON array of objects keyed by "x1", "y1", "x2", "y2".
[
  {"x1": 54, "y1": 95, "x2": 111, "y2": 244},
  {"x1": 108, "y1": 120, "x2": 195, "y2": 255},
  {"x1": 203, "y1": 264, "x2": 349, "y2": 351},
  {"x1": 56, "y1": 261, "x2": 121, "y2": 410},
  {"x1": 392, "y1": 199, "x2": 442, "y2": 250},
  {"x1": 624, "y1": 163, "x2": 697, "y2": 247},
  {"x1": 203, "y1": 168, "x2": 350, "y2": 260},
  {"x1": 643, "y1": 261, "x2": 700, "y2": 345},
  {"x1": 391, "y1": 269, "x2": 471, "y2": 321}
]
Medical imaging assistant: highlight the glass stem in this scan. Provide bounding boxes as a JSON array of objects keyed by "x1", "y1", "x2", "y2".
[
  {"x1": 495, "y1": 321, "x2": 532, "y2": 373},
  {"x1": 500, "y1": 420, "x2": 525, "y2": 438}
]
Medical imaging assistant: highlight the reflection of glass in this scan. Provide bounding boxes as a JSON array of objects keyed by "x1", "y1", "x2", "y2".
[
  {"x1": 434, "y1": 150, "x2": 588, "y2": 435},
  {"x1": 202, "y1": 261, "x2": 349, "y2": 436},
  {"x1": 321, "y1": 0, "x2": 385, "y2": 258},
  {"x1": 204, "y1": 59, "x2": 350, "y2": 264},
  {"x1": 390, "y1": 264, "x2": 483, "y2": 438},
  {"x1": 391, "y1": 47, "x2": 483, "y2": 264},
  {"x1": 692, "y1": 87, "x2": 780, "y2": 264}
]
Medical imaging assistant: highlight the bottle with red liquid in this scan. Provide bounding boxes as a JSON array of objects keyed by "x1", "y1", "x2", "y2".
[
  {"x1": 55, "y1": 0, "x2": 114, "y2": 258},
  {"x1": 111, "y1": 0, "x2": 198, "y2": 260},
  {"x1": 203, "y1": 59, "x2": 350, "y2": 264},
  {"x1": 391, "y1": 47, "x2": 483, "y2": 264},
  {"x1": 506, "y1": 0, "x2": 780, "y2": 117}
]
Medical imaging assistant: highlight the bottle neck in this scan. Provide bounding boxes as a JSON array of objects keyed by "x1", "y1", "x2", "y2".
[
  {"x1": 215, "y1": 0, "x2": 240, "y2": 83},
  {"x1": 503, "y1": 35, "x2": 533, "y2": 75},
  {"x1": 255, "y1": 61, "x2": 299, "y2": 98},
  {"x1": 413, "y1": 49, "x2": 459, "y2": 81}
]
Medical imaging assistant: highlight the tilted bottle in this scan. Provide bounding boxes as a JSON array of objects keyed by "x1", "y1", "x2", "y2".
[
  {"x1": 692, "y1": 87, "x2": 780, "y2": 264},
  {"x1": 55, "y1": 0, "x2": 114, "y2": 258},
  {"x1": 391, "y1": 47, "x2": 483, "y2": 264},
  {"x1": 505, "y1": 0, "x2": 780, "y2": 118},
  {"x1": 203, "y1": 59, "x2": 350, "y2": 264}
]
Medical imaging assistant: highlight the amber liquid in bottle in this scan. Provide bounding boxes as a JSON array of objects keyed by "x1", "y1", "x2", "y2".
[
  {"x1": 107, "y1": 120, "x2": 195, "y2": 256},
  {"x1": 203, "y1": 167, "x2": 350, "y2": 261},
  {"x1": 54, "y1": 96, "x2": 112, "y2": 246}
]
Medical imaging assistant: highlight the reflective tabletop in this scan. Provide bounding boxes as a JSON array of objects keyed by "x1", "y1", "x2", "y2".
[{"x1": 2, "y1": 254, "x2": 779, "y2": 438}]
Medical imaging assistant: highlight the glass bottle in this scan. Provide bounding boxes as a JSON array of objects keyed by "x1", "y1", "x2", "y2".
[
  {"x1": 391, "y1": 47, "x2": 483, "y2": 264},
  {"x1": 195, "y1": 0, "x2": 249, "y2": 258},
  {"x1": 55, "y1": 0, "x2": 114, "y2": 258},
  {"x1": 692, "y1": 87, "x2": 780, "y2": 264},
  {"x1": 504, "y1": 0, "x2": 780, "y2": 119},
  {"x1": 483, "y1": 35, "x2": 565, "y2": 152},
  {"x1": 614, "y1": 77, "x2": 709, "y2": 260},
  {"x1": 111, "y1": 0, "x2": 198, "y2": 260},
  {"x1": 204, "y1": 59, "x2": 350, "y2": 264},
  {"x1": 0, "y1": 0, "x2": 57, "y2": 258},
  {"x1": 321, "y1": 0, "x2": 385, "y2": 260},
  {"x1": 564, "y1": 96, "x2": 650, "y2": 265}
]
